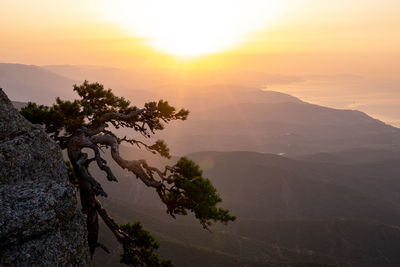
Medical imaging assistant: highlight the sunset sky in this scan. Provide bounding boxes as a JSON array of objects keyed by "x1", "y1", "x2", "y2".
[
  {"x1": 1, "y1": 0, "x2": 400, "y2": 76},
  {"x1": 1, "y1": 0, "x2": 400, "y2": 125}
]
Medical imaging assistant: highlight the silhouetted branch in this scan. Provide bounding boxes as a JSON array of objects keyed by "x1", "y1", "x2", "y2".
[{"x1": 76, "y1": 152, "x2": 107, "y2": 197}]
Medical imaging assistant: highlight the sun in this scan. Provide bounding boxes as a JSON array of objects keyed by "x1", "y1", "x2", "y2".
[{"x1": 101, "y1": 0, "x2": 284, "y2": 58}]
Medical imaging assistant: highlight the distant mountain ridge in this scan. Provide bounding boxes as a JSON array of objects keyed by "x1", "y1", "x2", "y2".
[
  {"x1": 2, "y1": 63, "x2": 304, "y2": 108},
  {"x1": 160, "y1": 100, "x2": 400, "y2": 155},
  {"x1": 193, "y1": 101, "x2": 391, "y2": 126},
  {"x1": 0, "y1": 63, "x2": 77, "y2": 104},
  {"x1": 295, "y1": 148, "x2": 400, "y2": 164},
  {"x1": 5, "y1": 61, "x2": 400, "y2": 266},
  {"x1": 89, "y1": 148, "x2": 400, "y2": 226},
  {"x1": 3, "y1": 62, "x2": 399, "y2": 156},
  {"x1": 90, "y1": 149, "x2": 400, "y2": 267}
]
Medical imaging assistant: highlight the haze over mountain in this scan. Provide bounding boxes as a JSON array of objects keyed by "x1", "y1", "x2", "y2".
[
  {"x1": 2, "y1": 62, "x2": 400, "y2": 126},
  {"x1": 160, "y1": 100, "x2": 400, "y2": 155},
  {"x1": 3, "y1": 0, "x2": 400, "y2": 265},
  {"x1": 1, "y1": 63, "x2": 303, "y2": 106},
  {"x1": 5, "y1": 62, "x2": 400, "y2": 266},
  {"x1": 89, "y1": 149, "x2": 400, "y2": 267},
  {"x1": 4, "y1": 63, "x2": 399, "y2": 156},
  {"x1": 42, "y1": 64, "x2": 303, "y2": 90},
  {"x1": 91, "y1": 150, "x2": 400, "y2": 223},
  {"x1": 0, "y1": 63, "x2": 77, "y2": 104}
]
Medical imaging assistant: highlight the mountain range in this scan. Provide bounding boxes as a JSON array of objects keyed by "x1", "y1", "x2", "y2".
[
  {"x1": 89, "y1": 149, "x2": 400, "y2": 267},
  {"x1": 159, "y1": 100, "x2": 400, "y2": 155},
  {"x1": 5, "y1": 63, "x2": 399, "y2": 156},
  {"x1": 4, "y1": 62, "x2": 400, "y2": 266}
]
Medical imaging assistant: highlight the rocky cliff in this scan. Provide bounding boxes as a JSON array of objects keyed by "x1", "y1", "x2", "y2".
[{"x1": 0, "y1": 89, "x2": 91, "y2": 266}]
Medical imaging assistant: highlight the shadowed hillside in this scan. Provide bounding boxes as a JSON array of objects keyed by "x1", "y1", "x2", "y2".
[
  {"x1": 88, "y1": 149, "x2": 400, "y2": 267},
  {"x1": 159, "y1": 101, "x2": 400, "y2": 155},
  {"x1": 93, "y1": 198, "x2": 400, "y2": 267},
  {"x1": 5, "y1": 64, "x2": 400, "y2": 266}
]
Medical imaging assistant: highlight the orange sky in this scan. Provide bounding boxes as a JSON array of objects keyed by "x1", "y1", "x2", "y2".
[
  {"x1": 1, "y1": 0, "x2": 400, "y2": 76},
  {"x1": 1, "y1": 0, "x2": 400, "y2": 126}
]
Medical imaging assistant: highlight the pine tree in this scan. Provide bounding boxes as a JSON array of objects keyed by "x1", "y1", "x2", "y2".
[{"x1": 21, "y1": 81, "x2": 235, "y2": 266}]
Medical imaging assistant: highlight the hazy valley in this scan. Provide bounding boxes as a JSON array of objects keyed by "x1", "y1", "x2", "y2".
[
  {"x1": 3, "y1": 1, "x2": 400, "y2": 266},
  {"x1": 3, "y1": 63, "x2": 400, "y2": 266}
]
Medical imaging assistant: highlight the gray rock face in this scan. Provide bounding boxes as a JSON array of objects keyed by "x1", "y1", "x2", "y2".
[{"x1": 0, "y1": 89, "x2": 91, "y2": 266}]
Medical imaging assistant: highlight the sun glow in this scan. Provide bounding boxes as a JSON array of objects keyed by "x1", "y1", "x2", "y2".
[{"x1": 101, "y1": 0, "x2": 284, "y2": 58}]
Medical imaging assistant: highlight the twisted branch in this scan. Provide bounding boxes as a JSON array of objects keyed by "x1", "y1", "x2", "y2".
[
  {"x1": 90, "y1": 135, "x2": 164, "y2": 189},
  {"x1": 89, "y1": 143, "x2": 118, "y2": 182},
  {"x1": 76, "y1": 152, "x2": 107, "y2": 197}
]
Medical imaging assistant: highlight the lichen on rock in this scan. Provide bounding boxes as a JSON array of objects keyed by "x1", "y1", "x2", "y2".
[{"x1": 0, "y1": 88, "x2": 91, "y2": 266}]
